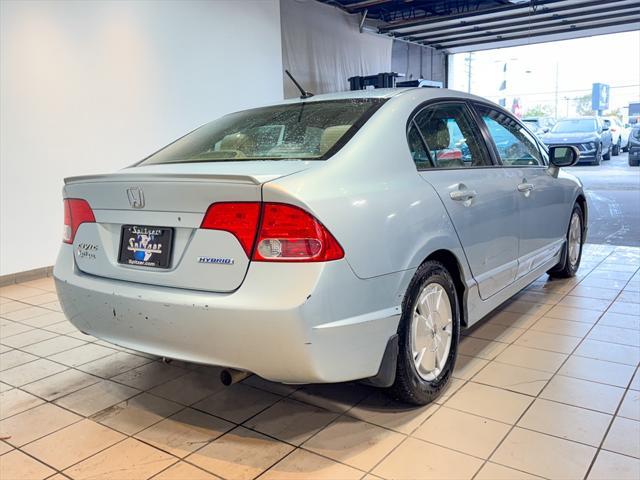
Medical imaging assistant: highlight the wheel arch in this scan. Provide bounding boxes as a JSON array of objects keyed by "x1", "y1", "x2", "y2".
[{"x1": 422, "y1": 249, "x2": 469, "y2": 327}]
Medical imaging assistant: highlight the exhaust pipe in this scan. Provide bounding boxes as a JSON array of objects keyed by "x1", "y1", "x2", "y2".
[{"x1": 220, "y1": 368, "x2": 251, "y2": 386}]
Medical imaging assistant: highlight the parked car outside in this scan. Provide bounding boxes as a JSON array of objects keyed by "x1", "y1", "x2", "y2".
[
  {"x1": 621, "y1": 123, "x2": 632, "y2": 152},
  {"x1": 629, "y1": 125, "x2": 640, "y2": 166},
  {"x1": 522, "y1": 116, "x2": 556, "y2": 136},
  {"x1": 541, "y1": 116, "x2": 612, "y2": 165},
  {"x1": 54, "y1": 88, "x2": 586, "y2": 405},
  {"x1": 603, "y1": 116, "x2": 625, "y2": 155}
]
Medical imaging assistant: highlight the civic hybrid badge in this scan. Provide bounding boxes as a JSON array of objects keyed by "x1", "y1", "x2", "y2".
[{"x1": 197, "y1": 256, "x2": 234, "y2": 265}]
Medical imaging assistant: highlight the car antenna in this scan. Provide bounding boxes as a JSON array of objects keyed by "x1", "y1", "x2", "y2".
[{"x1": 285, "y1": 70, "x2": 314, "y2": 99}]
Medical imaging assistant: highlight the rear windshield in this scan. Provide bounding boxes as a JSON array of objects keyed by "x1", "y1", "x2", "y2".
[
  {"x1": 139, "y1": 99, "x2": 384, "y2": 165},
  {"x1": 552, "y1": 119, "x2": 596, "y2": 133}
]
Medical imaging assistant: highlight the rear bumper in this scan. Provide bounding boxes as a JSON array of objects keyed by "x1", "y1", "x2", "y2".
[{"x1": 54, "y1": 245, "x2": 402, "y2": 383}]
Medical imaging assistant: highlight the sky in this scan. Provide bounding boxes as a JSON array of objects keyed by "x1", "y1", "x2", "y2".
[{"x1": 450, "y1": 30, "x2": 640, "y2": 120}]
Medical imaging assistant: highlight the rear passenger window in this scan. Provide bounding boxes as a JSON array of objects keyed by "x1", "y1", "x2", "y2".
[
  {"x1": 477, "y1": 106, "x2": 544, "y2": 166},
  {"x1": 407, "y1": 124, "x2": 431, "y2": 168},
  {"x1": 409, "y1": 103, "x2": 491, "y2": 169}
]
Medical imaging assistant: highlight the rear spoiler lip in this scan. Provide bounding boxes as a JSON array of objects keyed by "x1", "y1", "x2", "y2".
[{"x1": 64, "y1": 172, "x2": 264, "y2": 185}]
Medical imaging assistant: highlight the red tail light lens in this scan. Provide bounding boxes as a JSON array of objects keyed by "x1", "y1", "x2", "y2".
[
  {"x1": 200, "y1": 202, "x2": 261, "y2": 256},
  {"x1": 253, "y1": 204, "x2": 344, "y2": 262},
  {"x1": 63, "y1": 199, "x2": 95, "y2": 244}
]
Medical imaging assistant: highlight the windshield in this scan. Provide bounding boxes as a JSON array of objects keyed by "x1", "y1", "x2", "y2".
[
  {"x1": 139, "y1": 99, "x2": 384, "y2": 165},
  {"x1": 552, "y1": 119, "x2": 597, "y2": 133}
]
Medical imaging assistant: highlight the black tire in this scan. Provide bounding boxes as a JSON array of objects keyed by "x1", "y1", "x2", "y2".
[
  {"x1": 548, "y1": 203, "x2": 584, "y2": 278},
  {"x1": 612, "y1": 139, "x2": 620, "y2": 156},
  {"x1": 592, "y1": 144, "x2": 602, "y2": 165},
  {"x1": 630, "y1": 157, "x2": 640, "y2": 167},
  {"x1": 603, "y1": 144, "x2": 611, "y2": 160},
  {"x1": 388, "y1": 261, "x2": 460, "y2": 405}
]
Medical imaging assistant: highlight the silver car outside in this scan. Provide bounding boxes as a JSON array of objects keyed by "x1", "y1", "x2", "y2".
[{"x1": 54, "y1": 88, "x2": 586, "y2": 404}]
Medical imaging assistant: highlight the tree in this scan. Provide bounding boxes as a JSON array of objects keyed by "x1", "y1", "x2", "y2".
[
  {"x1": 575, "y1": 95, "x2": 595, "y2": 116},
  {"x1": 523, "y1": 104, "x2": 553, "y2": 118},
  {"x1": 604, "y1": 108, "x2": 622, "y2": 120}
]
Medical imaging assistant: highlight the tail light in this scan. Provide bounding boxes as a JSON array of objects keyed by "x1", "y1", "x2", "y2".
[
  {"x1": 63, "y1": 199, "x2": 95, "y2": 244},
  {"x1": 200, "y1": 202, "x2": 261, "y2": 256},
  {"x1": 200, "y1": 202, "x2": 344, "y2": 262}
]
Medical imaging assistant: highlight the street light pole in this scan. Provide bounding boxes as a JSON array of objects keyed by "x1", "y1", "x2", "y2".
[{"x1": 554, "y1": 62, "x2": 559, "y2": 119}]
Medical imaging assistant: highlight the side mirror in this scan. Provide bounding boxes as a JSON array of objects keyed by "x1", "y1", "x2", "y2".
[{"x1": 549, "y1": 146, "x2": 580, "y2": 167}]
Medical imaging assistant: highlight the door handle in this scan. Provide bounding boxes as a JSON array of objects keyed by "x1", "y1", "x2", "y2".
[
  {"x1": 517, "y1": 183, "x2": 534, "y2": 193},
  {"x1": 450, "y1": 190, "x2": 477, "y2": 202}
]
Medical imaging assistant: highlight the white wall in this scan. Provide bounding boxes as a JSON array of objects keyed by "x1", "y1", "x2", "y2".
[
  {"x1": 0, "y1": 0, "x2": 283, "y2": 275},
  {"x1": 280, "y1": 0, "x2": 392, "y2": 98}
]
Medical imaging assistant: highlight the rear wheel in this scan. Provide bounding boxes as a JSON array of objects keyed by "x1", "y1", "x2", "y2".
[
  {"x1": 592, "y1": 144, "x2": 602, "y2": 165},
  {"x1": 548, "y1": 203, "x2": 584, "y2": 278},
  {"x1": 603, "y1": 144, "x2": 611, "y2": 160},
  {"x1": 388, "y1": 261, "x2": 460, "y2": 405}
]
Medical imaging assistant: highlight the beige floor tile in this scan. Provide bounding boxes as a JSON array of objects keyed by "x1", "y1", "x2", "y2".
[
  {"x1": 187, "y1": 426, "x2": 294, "y2": 480},
  {"x1": 0, "y1": 285, "x2": 48, "y2": 300},
  {"x1": 193, "y1": 383, "x2": 280, "y2": 424},
  {"x1": 0, "y1": 440, "x2": 13, "y2": 455},
  {"x1": 23, "y1": 419, "x2": 125, "y2": 470},
  {"x1": 40, "y1": 300, "x2": 62, "y2": 312},
  {"x1": 491, "y1": 427, "x2": 596, "y2": 479},
  {"x1": 434, "y1": 377, "x2": 465, "y2": 405},
  {"x1": 0, "y1": 329, "x2": 57, "y2": 348},
  {"x1": 494, "y1": 344, "x2": 567, "y2": 373},
  {"x1": 540, "y1": 375, "x2": 626, "y2": 414},
  {"x1": 599, "y1": 312, "x2": 640, "y2": 330},
  {"x1": 152, "y1": 461, "x2": 220, "y2": 480},
  {"x1": 91, "y1": 392, "x2": 182, "y2": 435},
  {"x1": 19, "y1": 311, "x2": 67, "y2": 328},
  {"x1": 1, "y1": 358, "x2": 67, "y2": 387},
  {"x1": 2, "y1": 306, "x2": 51, "y2": 322},
  {"x1": 569, "y1": 285, "x2": 621, "y2": 300},
  {"x1": 261, "y1": 448, "x2": 363, "y2": 480},
  {"x1": 603, "y1": 416, "x2": 640, "y2": 458},
  {"x1": 303, "y1": 416, "x2": 403, "y2": 471},
  {"x1": 149, "y1": 371, "x2": 225, "y2": 406},
  {"x1": 373, "y1": 437, "x2": 483, "y2": 480},
  {"x1": 632, "y1": 369, "x2": 640, "y2": 391},
  {"x1": 0, "y1": 300, "x2": 31, "y2": 315},
  {"x1": 43, "y1": 320, "x2": 78, "y2": 335},
  {"x1": 0, "y1": 381, "x2": 12, "y2": 392},
  {"x1": 21, "y1": 368, "x2": 101, "y2": 401},
  {"x1": 0, "y1": 402, "x2": 81, "y2": 446},
  {"x1": 0, "y1": 349, "x2": 37, "y2": 371},
  {"x1": 558, "y1": 296, "x2": 612, "y2": 312},
  {"x1": 472, "y1": 361, "x2": 552, "y2": 396},
  {"x1": 579, "y1": 341, "x2": 640, "y2": 369},
  {"x1": 445, "y1": 382, "x2": 533, "y2": 424},
  {"x1": 20, "y1": 278, "x2": 56, "y2": 291},
  {"x1": 0, "y1": 388, "x2": 44, "y2": 419},
  {"x1": 49, "y1": 343, "x2": 117, "y2": 367},
  {"x1": 0, "y1": 318, "x2": 33, "y2": 338},
  {"x1": 518, "y1": 398, "x2": 611, "y2": 446},
  {"x1": 587, "y1": 450, "x2": 640, "y2": 480},
  {"x1": 515, "y1": 290, "x2": 565, "y2": 305},
  {"x1": 482, "y1": 310, "x2": 541, "y2": 330},
  {"x1": 242, "y1": 375, "x2": 299, "y2": 396},
  {"x1": 466, "y1": 322, "x2": 526, "y2": 344},
  {"x1": 111, "y1": 361, "x2": 187, "y2": 390},
  {"x1": 348, "y1": 391, "x2": 439, "y2": 435},
  {"x1": 413, "y1": 406, "x2": 510, "y2": 458},
  {"x1": 609, "y1": 300, "x2": 640, "y2": 316},
  {"x1": 63, "y1": 437, "x2": 176, "y2": 480},
  {"x1": 501, "y1": 300, "x2": 551, "y2": 317},
  {"x1": 452, "y1": 354, "x2": 489, "y2": 380},
  {"x1": 559, "y1": 355, "x2": 636, "y2": 387},
  {"x1": 531, "y1": 316, "x2": 592, "y2": 338},
  {"x1": 245, "y1": 398, "x2": 339, "y2": 446},
  {"x1": 0, "y1": 449, "x2": 55, "y2": 480},
  {"x1": 20, "y1": 291, "x2": 59, "y2": 306},
  {"x1": 474, "y1": 462, "x2": 543, "y2": 479},
  {"x1": 589, "y1": 324, "x2": 640, "y2": 347},
  {"x1": 135, "y1": 408, "x2": 233, "y2": 458},
  {"x1": 55, "y1": 379, "x2": 139, "y2": 416},
  {"x1": 458, "y1": 337, "x2": 509, "y2": 360},
  {"x1": 618, "y1": 390, "x2": 640, "y2": 421},
  {"x1": 514, "y1": 329, "x2": 580, "y2": 354},
  {"x1": 618, "y1": 290, "x2": 640, "y2": 304},
  {"x1": 21, "y1": 335, "x2": 86, "y2": 357},
  {"x1": 78, "y1": 351, "x2": 153, "y2": 378},
  {"x1": 545, "y1": 305, "x2": 602, "y2": 323},
  {"x1": 290, "y1": 382, "x2": 373, "y2": 413}
]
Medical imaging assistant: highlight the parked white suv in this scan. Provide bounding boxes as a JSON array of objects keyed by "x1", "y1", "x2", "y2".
[{"x1": 603, "y1": 116, "x2": 625, "y2": 156}]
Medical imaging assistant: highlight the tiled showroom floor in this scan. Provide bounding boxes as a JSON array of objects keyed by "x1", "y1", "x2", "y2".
[{"x1": 0, "y1": 244, "x2": 639, "y2": 480}]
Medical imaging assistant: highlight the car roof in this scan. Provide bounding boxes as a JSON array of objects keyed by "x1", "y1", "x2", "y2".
[{"x1": 279, "y1": 87, "x2": 490, "y2": 104}]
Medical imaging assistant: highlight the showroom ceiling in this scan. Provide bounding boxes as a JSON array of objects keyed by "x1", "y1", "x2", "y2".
[{"x1": 320, "y1": 0, "x2": 640, "y2": 52}]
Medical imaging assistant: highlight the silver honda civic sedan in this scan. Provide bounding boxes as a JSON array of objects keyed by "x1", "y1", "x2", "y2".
[{"x1": 54, "y1": 88, "x2": 586, "y2": 404}]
